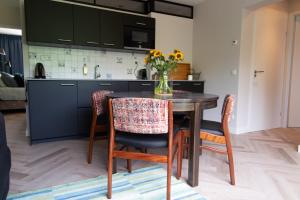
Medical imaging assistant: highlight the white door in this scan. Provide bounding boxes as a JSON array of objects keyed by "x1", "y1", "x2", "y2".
[
  {"x1": 248, "y1": 6, "x2": 288, "y2": 132},
  {"x1": 288, "y1": 16, "x2": 300, "y2": 127}
]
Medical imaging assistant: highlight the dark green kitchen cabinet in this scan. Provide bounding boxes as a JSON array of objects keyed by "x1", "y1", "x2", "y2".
[
  {"x1": 74, "y1": 6, "x2": 100, "y2": 47},
  {"x1": 100, "y1": 11, "x2": 124, "y2": 49},
  {"x1": 25, "y1": 0, "x2": 74, "y2": 45}
]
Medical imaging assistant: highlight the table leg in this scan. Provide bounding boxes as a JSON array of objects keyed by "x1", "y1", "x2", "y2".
[{"x1": 188, "y1": 103, "x2": 201, "y2": 187}]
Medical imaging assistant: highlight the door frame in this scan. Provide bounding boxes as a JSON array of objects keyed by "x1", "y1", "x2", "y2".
[{"x1": 282, "y1": 11, "x2": 300, "y2": 128}]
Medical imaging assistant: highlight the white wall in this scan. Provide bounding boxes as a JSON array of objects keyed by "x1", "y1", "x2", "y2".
[
  {"x1": 0, "y1": 0, "x2": 21, "y2": 29},
  {"x1": 192, "y1": 0, "x2": 282, "y2": 133},
  {"x1": 150, "y1": 12, "x2": 193, "y2": 65}
]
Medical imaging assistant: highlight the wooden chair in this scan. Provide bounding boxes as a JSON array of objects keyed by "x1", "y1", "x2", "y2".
[
  {"x1": 87, "y1": 90, "x2": 113, "y2": 164},
  {"x1": 181, "y1": 95, "x2": 235, "y2": 185},
  {"x1": 107, "y1": 98, "x2": 183, "y2": 200}
]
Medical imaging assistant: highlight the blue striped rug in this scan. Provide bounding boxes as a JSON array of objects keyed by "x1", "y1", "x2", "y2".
[{"x1": 8, "y1": 165, "x2": 206, "y2": 200}]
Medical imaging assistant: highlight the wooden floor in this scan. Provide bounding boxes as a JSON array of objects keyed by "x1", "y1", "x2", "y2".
[{"x1": 4, "y1": 112, "x2": 300, "y2": 200}]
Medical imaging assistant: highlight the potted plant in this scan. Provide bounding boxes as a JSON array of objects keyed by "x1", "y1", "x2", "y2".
[{"x1": 144, "y1": 49, "x2": 184, "y2": 95}]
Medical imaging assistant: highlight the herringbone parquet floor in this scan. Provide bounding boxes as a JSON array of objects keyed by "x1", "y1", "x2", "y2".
[{"x1": 4, "y1": 112, "x2": 300, "y2": 200}]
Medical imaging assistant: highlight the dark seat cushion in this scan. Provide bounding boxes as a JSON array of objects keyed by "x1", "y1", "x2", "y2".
[
  {"x1": 179, "y1": 118, "x2": 224, "y2": 136},
  {"x1": 115, "y1": 127, "x2": 180, "y2": 149},
  {"x1": 201, "y1": 120, "x2": 224, "y2": 136}
]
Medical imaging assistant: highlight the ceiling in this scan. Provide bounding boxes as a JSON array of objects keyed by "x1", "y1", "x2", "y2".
[{"x1": 166, "y1": 0, "x2": 205, "y2": 6}]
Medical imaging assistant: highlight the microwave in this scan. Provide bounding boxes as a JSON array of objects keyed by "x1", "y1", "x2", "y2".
[{"x1": 124, "y1": 26, "x2": 155, "y2": 51}]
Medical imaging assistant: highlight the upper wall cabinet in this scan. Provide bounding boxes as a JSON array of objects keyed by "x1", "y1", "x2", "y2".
[
  {"x1": 100, "y1": 11, "x2": 123, "y2": 49},
  {"x1": 123, "y1": 14, "x2": 155, "y2": 29},
  {"x1": 74, "y1": 6, "x2": 100, "y2": 47},
  {"x1": 25, "y1": 0, "x2": 155, "y2": 51},
  {"x1": 25, "y1": 0, "x2": 74, "y2": 45}
]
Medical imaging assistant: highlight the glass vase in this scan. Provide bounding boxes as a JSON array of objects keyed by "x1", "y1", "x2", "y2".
[{"x1": 155, "y1": 71, "x2": 173, "y2": 95}]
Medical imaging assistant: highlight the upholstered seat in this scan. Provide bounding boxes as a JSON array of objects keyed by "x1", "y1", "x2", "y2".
[
  {"x1": 201, "y1": 120, "x2": 224, "y2": 136},
  {"x1": 115, "y1": 127, "x2": 181, "y2": 149}
]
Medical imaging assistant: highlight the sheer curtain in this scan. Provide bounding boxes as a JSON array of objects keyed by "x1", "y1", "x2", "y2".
[{"x1": 0, "y1": 34, "x2": 24, "y2": 75}]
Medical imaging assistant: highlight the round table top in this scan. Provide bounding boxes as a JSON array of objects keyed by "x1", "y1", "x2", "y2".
[{"x1": 106, "y1": 91, "x2": 219, "y2": 103}]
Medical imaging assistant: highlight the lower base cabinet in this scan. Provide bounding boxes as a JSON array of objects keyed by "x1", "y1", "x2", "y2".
[
  {"x1": 27, "y1": 80, "x2": 204, "y2": 143},
  {"x1": 28, "y1": 81, "x2": 78, "y2": 143}
]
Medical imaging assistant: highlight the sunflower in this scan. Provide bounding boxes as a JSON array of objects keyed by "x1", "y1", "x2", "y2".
[
  {"x1": 154, "y1": 50, "x2": 162, "y2": 58},
  {"x1": 174, "y1": 49, "x2": 181, "y2": 54},
  {"x1": 175, "y1": 52, "x2": 184, "y2": 61},
  {"x1": 144, "y1": 55, "x2": 149, "y2": 64},
  {"x1": 150, "y1": 49, "x2": 156, "y2": 56},
  {"x1": 169, "y1": 53, "x2": 176, "y2": 60}
]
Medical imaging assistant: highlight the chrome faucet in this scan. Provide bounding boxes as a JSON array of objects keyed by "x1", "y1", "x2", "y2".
[{"x1": 95, "y1": 65, "x2": 101, "y2": 79}]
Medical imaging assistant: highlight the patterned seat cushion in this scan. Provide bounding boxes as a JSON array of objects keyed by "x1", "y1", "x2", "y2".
[{"x1": 112, "y1": 98, "x2": 169, "y2": 134}]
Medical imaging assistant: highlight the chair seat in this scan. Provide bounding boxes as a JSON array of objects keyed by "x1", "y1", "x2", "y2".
[
  {"x1": 115, "y1": 127, "x2": 180, "y2": 149},
  {"x1": 179, "y1": 119, "x2": 224, "y2": 136},
  {"x1": 201, "y1": 120, "x2": 224, "y2": 136}
]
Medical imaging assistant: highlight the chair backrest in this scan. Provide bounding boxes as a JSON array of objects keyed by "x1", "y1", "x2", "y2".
[
  {"x1": 92, "y1": 90, "x2": 113, "y2": 116},
  {"x1": 111, "y1": 98, "x2": 169, "y2": 134},
  {"x1": 221, "y1": 95, "x2": 235, "y2": 126}
]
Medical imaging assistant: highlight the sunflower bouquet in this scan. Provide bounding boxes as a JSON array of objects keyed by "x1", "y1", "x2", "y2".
[
  {"x1": 144, "y1": 49, "x2": 184, "y2": 72},
  {"x1": 144, "y1": 49, "x2": 184, "y2": 95}
]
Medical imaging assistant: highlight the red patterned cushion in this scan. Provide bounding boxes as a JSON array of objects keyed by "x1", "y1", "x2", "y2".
[
  {"x1": 112, "y1": 98, "x2": 169, "y2": 134},
  {"x1": 92, "y1": 90, "x2": 113, "y2": 116}
]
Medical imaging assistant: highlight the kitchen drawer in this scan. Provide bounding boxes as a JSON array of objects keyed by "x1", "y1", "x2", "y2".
[
  {"x1": 77, "y1": 81, "x2": 128, "y2": 107},
  {"x1": 128, "y1": 81, "x2": 154, "y2": 92},
  {"x1": 172, "y1": 81, "x2": 204, "y2": 93}
]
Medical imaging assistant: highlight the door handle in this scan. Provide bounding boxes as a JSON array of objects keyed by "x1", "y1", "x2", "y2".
[
  {"x1": 60, "y1": 83, "x2": 75, "y2": 86},
  {"x1": 254, "y1": 70, "x2": 265, "y2": 77},
  {"x1": 100, "y1": 83, "x2": 112, "y2": 86},
  {"x1": 136, "y1": 22, "x2": 146, "y2": 26},
  {"x1": 173, "y1": 83, "x2": 181, "y2": 86},
  {"x1": 86, "y1": 41, "x2": 99, "y2": 45},
  {"x1": 141, "y1": 83, "x2": 152, "y2": 86},
  {"x1": 57, "y1": 39, "x2": 72, "y2": 42},
  {"x1": 103, "y1": 43, "x2": 116, "y2": 46}
]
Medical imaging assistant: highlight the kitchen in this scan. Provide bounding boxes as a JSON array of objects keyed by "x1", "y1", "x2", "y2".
[{"x1": 2, "y1": 0, "x2": 300, "y2": 200}]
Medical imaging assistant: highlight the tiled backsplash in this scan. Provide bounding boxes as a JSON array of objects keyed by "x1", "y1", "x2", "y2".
[{"x1": 26, "y1": 45, "x2": 146, "y2": 79}]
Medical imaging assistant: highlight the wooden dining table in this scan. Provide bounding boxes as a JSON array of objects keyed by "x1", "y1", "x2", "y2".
[{"x1": 106, "y1": 91, "x2": 219, "y2": 187}]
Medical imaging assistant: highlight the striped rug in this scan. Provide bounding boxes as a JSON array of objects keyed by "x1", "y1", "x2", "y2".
[{"x1": 8, "y1": 165, "x2": 206, "y2": 200}]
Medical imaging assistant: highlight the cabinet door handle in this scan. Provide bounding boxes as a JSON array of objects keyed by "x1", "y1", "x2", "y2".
[
  {"x1": 86, "y1": 41, "x2": 99, "y2": 45},
  {"x1": 136, "y1": 22, "x2": 146, "y2": 26},
  {"x1": 193, "y1": 83, "x2": 202, "y2": 86},
  {"x1": 60, "y1": 83, "x2": 75, "y2": 86},
  {"x1": 57, "y1": 39, "x2": 72, "y2": 42},
  {"x1": 141, "y1": 83, "x2": 152, "y2": 86},
  {"x1": 103, "y1": 43, "x2": 115, "y2": 46},
  {"x1": 100, "y1": 83, "x2": 112, "y2": 86},
  {"x1": 173, "y1": 83, "x2": 181, "y2": 86}
]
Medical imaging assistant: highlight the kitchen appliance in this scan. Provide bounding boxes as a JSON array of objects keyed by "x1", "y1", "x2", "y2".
[
  {"x1": 137, "y1": 68, "x2": 147, "y2": 80},
  {"x1": 124, "y1": 26, "x2": 155, "y2": 51},
  {"x1": 34, "y1": 63, "x2": 46, "y2": 79}
]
